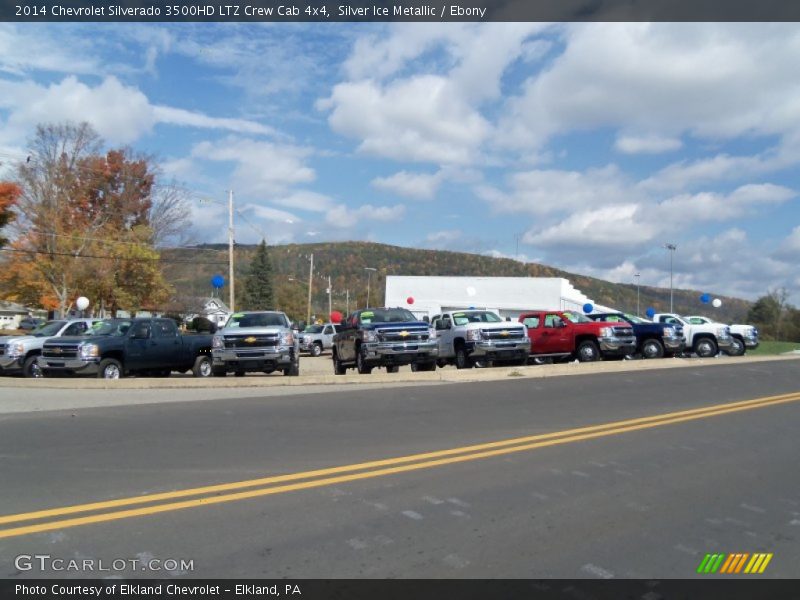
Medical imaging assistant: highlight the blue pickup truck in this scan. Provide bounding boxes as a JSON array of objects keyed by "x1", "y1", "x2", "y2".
[{"x1": 587, "y1": 312, "x2": 685, "y2": 358}]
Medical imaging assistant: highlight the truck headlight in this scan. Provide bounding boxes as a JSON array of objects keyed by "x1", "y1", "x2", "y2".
[
  {"x1": 361, "y1": 330, "x2": 378, "y2": 343},
  {"x1": 7, "y1": 341, "x2": 25, "y2": 358},
  {"x1": 78, "y1": 343, "x2": 100, "y2": 360},
  {"x1": 466, "y1": 329, "x2": 482, "y2": 341},
  {"x1": 598, "y1": 327, "x2": 613, "y2": 338},
  {"x1": 717, "y1": 327, "x2": 729, "y2": 337},
  {"x1": 280, "y1": 332, "x2": 294, "y2": 346},
  {"x1": 212, "y1": 335, "x2": 224, "y2": 349},
  {"x1": 662, "y1": 326, "x2": 675, "y2": 337}
]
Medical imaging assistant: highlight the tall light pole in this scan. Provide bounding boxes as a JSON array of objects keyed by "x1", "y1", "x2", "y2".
[
  {"x1": 228, "y1": 190, "x2": 235, "y2": 312},
  {"x1": 364, "y1": 267, "x2": 377, "y2": 308},
  {"x1": 306, "y1": 253, "x2": 314, "y2": 324},
  {"x1": 634, "y1": 272, "x2": 641, "y2": 316},
  {"x1": 663, "y1": 243, "x2": 677, "y2": 313}
]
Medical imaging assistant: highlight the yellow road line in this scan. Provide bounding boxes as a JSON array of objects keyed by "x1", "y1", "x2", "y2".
[
  {"x1": 0, "y1": 391, "x2": 798, "y2": 540},
  {"x1": 2, "y1": 390, "x2": 797, "y2": 528}
]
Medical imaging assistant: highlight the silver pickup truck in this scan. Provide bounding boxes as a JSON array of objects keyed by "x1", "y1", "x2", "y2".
[
  {"x1": 300, "y1": 323, "x2": 338, "y2": 356},
  {"x1": 0, "y1": 318, "x2": 100, "y2": 377},
  {"x1": 431, "y1": 310, "x2": 530, "y2": 369},
  {"x1": 211, "y1": 311, "x2": 299, "y2": 376}
]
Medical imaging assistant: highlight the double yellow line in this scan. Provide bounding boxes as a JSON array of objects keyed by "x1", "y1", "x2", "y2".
[{"x1": 1, "y1": 391, "x2": 799, "y2": 540}]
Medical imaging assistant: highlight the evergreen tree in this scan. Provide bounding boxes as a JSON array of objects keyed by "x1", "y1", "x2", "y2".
[{"x1": 242, "y1": 240, "x2": 275, "y2": 310}]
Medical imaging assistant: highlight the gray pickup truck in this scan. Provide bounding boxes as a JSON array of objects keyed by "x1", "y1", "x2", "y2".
[
  {"x1": 211, "y1": 310, "x2": 299, "y2": 376},
  {"x1": 431, "y1": 310, "x2": 529, "y2": 368},
  {"x1": 0, "y1": 318, "x2": 100, "y2": 377},
  {"x1": 300, "y1": 323, "x2": 338, "y2": 356}
]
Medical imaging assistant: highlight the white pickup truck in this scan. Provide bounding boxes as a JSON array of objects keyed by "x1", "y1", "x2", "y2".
[
  {"x1": 651, "y1": 313, "x2": 734, "y2": 358},
  {"x1": 431, "y1": 310, "x2": 529, "y2": 368},
  {"x1": 0, "y1": 318, "x2": 100, "y2": 377},
  {"x1": 300, "y1": 323, "x2": 338, "y2": 356},
  {"x1": 684, "y1": 315, "x2": 758, "y2": 356}
]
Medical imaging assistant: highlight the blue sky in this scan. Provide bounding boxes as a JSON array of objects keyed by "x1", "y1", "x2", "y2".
[{"x1": 0, "y1": 22, "x2": 798, "y2": 303}]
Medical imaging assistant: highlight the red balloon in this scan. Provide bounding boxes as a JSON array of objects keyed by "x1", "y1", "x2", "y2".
[
  {"x1": 329, "y1": 311, "x2": 343, "y2": 324},
  {"x1": 406, "y1": 296, "x2": 414, "y2": 305}
]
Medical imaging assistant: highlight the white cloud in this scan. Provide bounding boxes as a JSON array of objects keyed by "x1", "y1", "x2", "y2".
[
  {"x1": 371, "y1": 170, "x2": 443, "y2": 200},
  {"x1": 0, "y1": 24, "x2": 100, "y2": 76},
  {"x1": 615, "y1": 134, "x2": 682, "y2": 154},
  {"x1": 325, "y1": 203, "x2": 406, "y2": 228},
  {"x1": 270, "y1": 190, "x2": 335, "y2": 213},
  {"x1": 525, "y1": 204, "x2": 656, "y2": 249},
  {"x1": 152, "y1": 106, "x2": 275, "y2": 136}
]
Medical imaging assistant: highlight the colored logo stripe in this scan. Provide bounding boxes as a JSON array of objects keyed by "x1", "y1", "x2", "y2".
[{"x1": 698, "y1": 553, "x2": 773, "y2": 574}]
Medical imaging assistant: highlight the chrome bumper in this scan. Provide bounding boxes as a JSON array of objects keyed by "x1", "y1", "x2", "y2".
[
  {"x1": 599, "y1": 335, "x2": 638, "y2": 354},
  {"x1": 663, "y1": 335, "x2": 686, "y2": 352},
  {"x1": 212, "y1": 347, "x2": 295, "y2": 365},
  {"x1": 466, "y1": 339, "x2": 530, "y2": 358},
  {"x1": 363, "y1": 341, "x2": 438, "y2": 359},
  {"x1": 37, "y1": 356, "x2": 100, "y2": 374}
]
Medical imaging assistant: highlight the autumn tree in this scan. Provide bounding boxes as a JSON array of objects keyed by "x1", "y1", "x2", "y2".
[
  {"x1": 0, "y1": 182, "x2": 20, "y2": 247},
  {"x1": 0, "y1": 122, "x2": 180, "y2": 315},
  {"x1": 241, "y1": 240, "x2": 275, "y2": 310}
]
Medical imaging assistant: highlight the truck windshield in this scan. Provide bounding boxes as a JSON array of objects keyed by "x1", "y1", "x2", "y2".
[
  {"x1": 451, "y1": 311, "x2": 502, "y2": 325},
  {"x1": 359, "y1": 308, "x2": 417, "y2": 324},
  {"x1": 304, "y1": 325, "x2": 324, "y2": 333},
  {"x1": 226, "y1": 313, "x2": 288, "y2": 328},
  {"x1": 563, "y1": 311, "x2": 591, "y2": 323},
  {"x1": 31, "y1": 321, "x2": 68, "y2": 337},
  {"x1": 89, "y1": 320, "x2": 132, "y2": 336},
  {"x1": 622, "y1": 314, "x2": 647, "y2": 324}
]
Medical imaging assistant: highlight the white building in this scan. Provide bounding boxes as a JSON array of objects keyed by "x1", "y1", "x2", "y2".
[{"x1": 385, "y1": 276, "x2": 613, "y2": 320}]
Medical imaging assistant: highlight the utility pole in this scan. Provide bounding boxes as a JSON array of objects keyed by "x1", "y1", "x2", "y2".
[
  {"x1": 634, "y1": 272, "x2": 641, "y2": 316},
  {"x1": 345, "y1": 289, "x2": 350, "y2": 316},
  {"x1": 306, "y1": 253, "x2": 314, "y2": 324},
  {"x1": 663, "y1": 243, "x2": 677, "y2": 313},
  {"x1": 228, "y1": 190, "x2": 235, "y2": 312},
  {"x1": 327, "y1": 275, "x2": 332, "y2": 321},
  {"x1": 364, "y1": 267, "x2": 377, "y2": 308}
]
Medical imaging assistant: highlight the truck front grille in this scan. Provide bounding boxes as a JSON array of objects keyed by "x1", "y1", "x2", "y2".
[
  {"x1": 377, "y1": 328, "x2": 429, "y2": 342},
  {"x1": 224, "y1": 335, "x2": 280, "y2": 349},
  {"x1": 481, "y1": 328, "x2": 525, "y2": 340},
  {"x1": 42, "y1": 344, "x2": 79, "y2": 359},
  {"x1": 612, "y1": 326, "x2": 634, "y2": 337}
]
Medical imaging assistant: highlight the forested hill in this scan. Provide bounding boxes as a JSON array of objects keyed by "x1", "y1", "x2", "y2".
[{"x1": 161, "y1": 241, "x2": 752, "y2": 323}]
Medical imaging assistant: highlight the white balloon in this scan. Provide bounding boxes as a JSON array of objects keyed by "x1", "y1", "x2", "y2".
[
  {"x1": 712, "y1": 298, "x2": 722, "y2": 308},
  {"x1": 76, "y1": 296, "x2": 90, "y2": 311}
]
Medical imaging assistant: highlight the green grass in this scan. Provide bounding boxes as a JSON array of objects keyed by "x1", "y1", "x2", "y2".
[{"x1": 748, "y1": 341, "x2": 800, "y2": 356}]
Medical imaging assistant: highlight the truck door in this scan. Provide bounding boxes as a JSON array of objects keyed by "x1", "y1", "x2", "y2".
[
  {"x1": 541, "y1": 313, "x2": 570, "y2": 353},
  {"x1": 126, "y1": 321, "x2": 153, "y2": 370},
  {"x1": 152, "y1": 319, "x2": 181, "y2": 368}
]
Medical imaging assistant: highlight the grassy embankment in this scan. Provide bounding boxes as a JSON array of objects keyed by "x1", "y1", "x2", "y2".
[{"x1": 748, "y1": 341, "x2": 800, "y2": 355}]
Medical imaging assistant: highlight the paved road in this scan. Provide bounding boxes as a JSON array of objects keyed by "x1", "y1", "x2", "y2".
[{"x1": 0, "y1": 359, "x2": 798, "y2": 579}]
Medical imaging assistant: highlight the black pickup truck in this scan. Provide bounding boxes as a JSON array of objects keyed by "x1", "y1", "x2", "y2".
[
  {"x1": 332, "y1": 307, "x2": 438, "y2": 374},
  {"x1": 587, "y1": 312, "x2": 685, "y2": 358},
  {"x1": 37, "y1": 318, "x2": 214, "y2": 379}
]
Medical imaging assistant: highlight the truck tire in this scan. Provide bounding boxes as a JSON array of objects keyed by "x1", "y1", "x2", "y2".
[
  {"x1": 576, "y1": 340, "x2": 600, "y2": 362},
  {"x1": 23, "y1": 355, "x2": 43, "y2": 378},
  {"x1": 284, "y1": 360, "x2": 300, "y2": 376},
  {"x1": 386, "y1": 365, "x2": 399, "y2": 373},
  {"x1": 333, "y1": 351, "x2": 346, "y2": 375},
  {"x1": 192, "y1": 355, "x2": 212, "y2": 377},
  {"x1": 641, "y1": 338, "x2": 664, "y2": 359},
  {"x1": 212, "y1": 366, "x2": 227, "y2": 377},
  {"x1": 310, "y1": 342, "x2": 323, "y2": 357},
  {"x1": 98, "y1": 358, "x2": 123, "y2": 379},
  {"x1": 693, "y1": 337, "x2": 718, "y2": 358},
  {"x1": 356, "y1": 350, "x2": 372, "y2": 375},
  {"x1": 727, "y1": 336, "x2": 746, "y2": 356},
  {"x1": 455, "y1": 344, "x2": 471, "y2": 369}
]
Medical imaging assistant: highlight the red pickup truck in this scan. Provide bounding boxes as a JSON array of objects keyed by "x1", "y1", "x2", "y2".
[{"x1": 518, "y1": 310, "x2": 637, "y2": 362}]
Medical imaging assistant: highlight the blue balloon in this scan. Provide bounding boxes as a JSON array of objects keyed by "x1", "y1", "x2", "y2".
[
  {"x1": 211, "y1": 274, "x2": 225, "y2": 289},
  {"x1": 582, "y1": 303, "x2": 593, "y2": 314},
  {"x1": 700, "y1": 293, "x2": 711, "y2": 304},
  {"x1": 468, "y1": 306, "x2": 476, "y2": 310},
  {"x1": 646, "y1": 307, "x2": 656, "y2": 319}
]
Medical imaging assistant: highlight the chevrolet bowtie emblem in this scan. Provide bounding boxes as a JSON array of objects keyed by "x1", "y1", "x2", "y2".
[
  {"x1": 52, "y1": 347, "x2": 63, "y2": 353},
  {"x1": 500, "y1": 330, "x2": 509, "y2": 336},
  {"x1": 244, "y1": 336, "x2": 257, "y2": 343},
  {"x1": 398, "y1": 330, "x2": 409, "y2": 337}
]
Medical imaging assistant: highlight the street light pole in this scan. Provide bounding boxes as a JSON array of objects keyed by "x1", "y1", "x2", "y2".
[
  {"x1": 663, "y1": 243, "x2": 677, "y2": 313},
  {"x1": 228, "y1": 190, "x2": 235, "y2": 312},
  {"x1": 364, "y1": 267, "x2": 377, "y2": 308},
  {"x1": 306, "y1": 253, "x2": 314, "y2": 324},
  {"x1": 634, "y1": 272, "x2": 641, "y2": 316}
]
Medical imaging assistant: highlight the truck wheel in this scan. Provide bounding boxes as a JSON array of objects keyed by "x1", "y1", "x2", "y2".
[
  {"x1": 356, "y1": 351, "x2": 372, "y2": 375},
  {"x1": 727, "y1": 337, "x2": 746, "y2": 356},
  {"x1": 386, "y1": 365, "x2": 399, "y2": 373},
  {"x1": 23, "y1": 355, "x2": 43, "y2": 378},
  {"x1": 212, "y1": 366, "x2": 227, "y2": 377},
  {"x1": 192, "y1": 355, "x2": 212, "y2": 377},
  {"x1": 641, "y1": 338, "x2": 664, "y2": 359},
  {"x1": 455, "y1": 345, "x2": 471, "y2": 369},
  {"x1": 310, "y1": 343, "x2": 323, "y2": 357},
  {"x1": 694, "y1": 337, "x2": 718, "y2": 358},
  {"x1": 532, "y1": 356, "x2": 553, "y2": 365},
  {"x1": 284, "y1": 360, "x2": 300, "y2": 376},
  {"x1": 98, "y1": 358, "x2": 123, "y2": 379},
  {"x1": 333, "y1": 351, "x2": 346, "y2": 375},
  {"x1": 576, "y1": 340, "x2": 600, "y2": 362}
]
